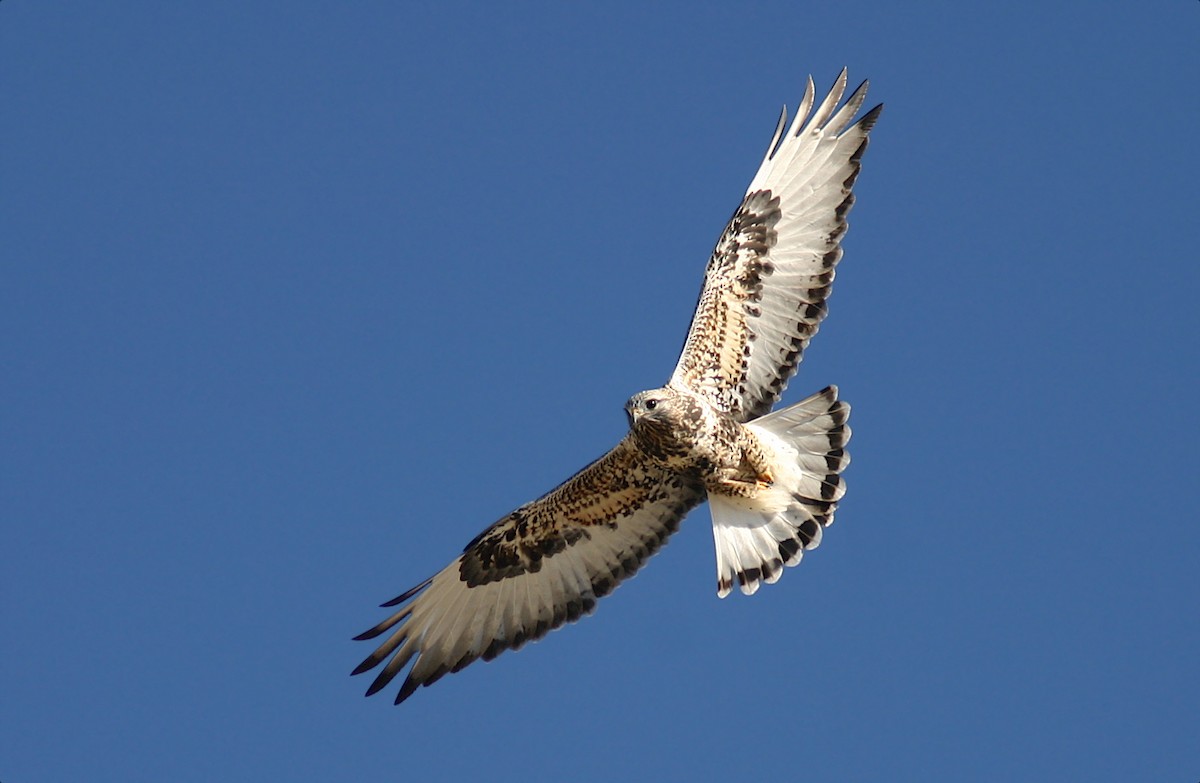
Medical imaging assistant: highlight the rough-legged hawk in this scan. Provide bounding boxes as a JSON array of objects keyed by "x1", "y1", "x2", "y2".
[{"x1": 353, "y1": 70, "x2": 882, "y2": 705}]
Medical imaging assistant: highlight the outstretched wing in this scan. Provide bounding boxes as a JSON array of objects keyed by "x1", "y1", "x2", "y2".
[
  {"x1": 352, "y1": 438, "x2": 706, "y2": 705},
  {"x1": 669, "y1": 70, "x2": 882, "y2": 421}
]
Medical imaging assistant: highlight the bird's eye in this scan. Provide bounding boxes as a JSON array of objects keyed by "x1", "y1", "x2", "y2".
[{"x1": 645, "y1": 399, "x2": 657, "y2": 411}]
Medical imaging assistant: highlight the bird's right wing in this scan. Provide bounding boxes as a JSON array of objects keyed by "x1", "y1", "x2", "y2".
[
  {"x1": 352, "y1": 437, "x2": 706, "y2": 705},
  {"x1": 669, "y1": 70, "x2": 881, "y2": 420}
]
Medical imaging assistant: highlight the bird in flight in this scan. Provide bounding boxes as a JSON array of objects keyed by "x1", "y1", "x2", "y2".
[{"x1": 353, "y1": 70, "x2": 881, "y2": 705}]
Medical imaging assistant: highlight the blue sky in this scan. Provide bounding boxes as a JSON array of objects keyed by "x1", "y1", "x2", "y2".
[{"x1": 3, "y1": 2, "x2": 1198, "y2": 781}]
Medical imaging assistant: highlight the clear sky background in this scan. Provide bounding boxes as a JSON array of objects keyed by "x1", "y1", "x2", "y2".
[{"x1": 3, "y1": 2, "x2": 1198, "y2": 781}]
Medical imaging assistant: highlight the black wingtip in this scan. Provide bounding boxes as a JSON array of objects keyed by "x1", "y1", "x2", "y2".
[
  {"x1": 858, "y1": 103, "x2": 884, "y2": 132},
  {"x1": 393, "y1": 677, "x2": 420, "y2": 706},
  {"x1": 353, "y1": 617, "x2": 397, "y2": 641},
  {"x1": 380, "y1": 576, "x2": 434, "y2": 607},
  {"x1": 351, "y1": 656, "x2": 379, "y2": 677},
  {"x1": 363, "y1": 663, "x2": 401, "y2": 697}
]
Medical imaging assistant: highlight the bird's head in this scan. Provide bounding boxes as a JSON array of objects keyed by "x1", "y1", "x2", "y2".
[{"x1": 624, "y1": 387, "x2": 685, "y2": 430}]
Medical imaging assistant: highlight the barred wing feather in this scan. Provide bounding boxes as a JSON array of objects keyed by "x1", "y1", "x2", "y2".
[
  {"x1": 669, "y1": 70, "x2": 881, "y2": 420},
  {"x1": 352, "y1": 438, "x2": 705, "y2": 704}
]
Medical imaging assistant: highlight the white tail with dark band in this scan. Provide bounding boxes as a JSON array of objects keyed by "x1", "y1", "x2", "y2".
[{"x1": 709, "y1": 386, "x2": 850, "y2": 597}]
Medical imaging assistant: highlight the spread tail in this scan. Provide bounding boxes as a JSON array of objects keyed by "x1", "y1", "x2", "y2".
[{"x1": 709, "y1": 385, "x2": 851, "y2": 597}]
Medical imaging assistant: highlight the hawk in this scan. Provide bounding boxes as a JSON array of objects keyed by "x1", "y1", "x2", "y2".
[{"x1": 353, "y1": 70, "x2": 882, "y2": 705}]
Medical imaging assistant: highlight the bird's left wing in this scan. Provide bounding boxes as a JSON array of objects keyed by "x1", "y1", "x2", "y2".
[
  {"x1": 669, "y1": 70, "x2": 881, "y2": 420},
  {"x1": 352, "y1": 437, "x2": 706, "y2": 705}
]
